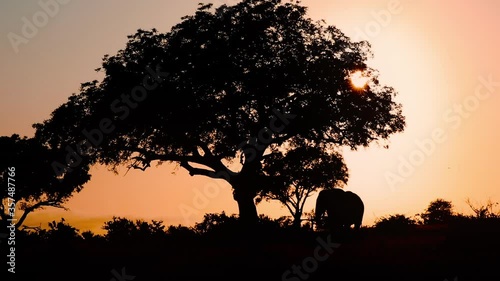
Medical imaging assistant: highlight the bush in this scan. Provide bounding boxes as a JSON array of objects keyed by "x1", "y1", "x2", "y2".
[
  {"x1": 193, "y1": 212, "x2": 240, "y2": 235},
  {"x1": 374, "y1": 214, "x2": 417, "y2": 233},
  {"x1": 46, "y1": 218, "x2": 83, "y2": 244},
  {"x1": 166, "y1": 224, "x2": 197, "y2": 238},
  {"x1": 103, "y1": 216, "x2": 167, "y2": 243},
  {"x1": 417, "y1": 198, "x2": 454, "y2": 225}
]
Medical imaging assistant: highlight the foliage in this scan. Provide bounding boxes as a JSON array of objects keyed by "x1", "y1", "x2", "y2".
[
  {"x1": 374, "y1": 214, "x2": 417, "y2": 233},
  {"x1": 0, "y1": 134, "x2": 91, "y2": 229},
  {"x1": 193, "y1": 211, "x2": 240, "y2": 234},
  {"x1": 302, "y1": 209, "x2": 319, "y2": 229},
  {"x1": 33, "y1": 0, "x2": 405, "y2": 223},
  {"x1": 14, "y1": 212, "x2": 500, "y2": 280},
  {"x1": 102, "y1": 216, "x2": 167, "y2": 242},
  {"x1": 465, "y1": 198, "x2": 499, "y2": 219},
  {"x1": 273, "y1": 215, "x2": 294, "y2": 228},
  {"x1": 258, "y1": 146, "x2": 348, "y2": 227},
  {"x1": 81, "y1": 230, "x2": 106, "y2": 242},
  {"x1": 191, "y1": 211, "x2": 313, "y2": 244},
  {"x1": 166, "y1": 224, "x2": 198, "y2": 240},
  {"x1": 19, "y1": 218, "x2": 84, "y2": 245},
  {"x1": 46, "y1": 218, "x2": 83, "y2": 243},
  {"x1": 17, "y1": 197, "x2": 500, "y2": 246},
  {"x1": 417, "y1": 198, "x2": 454, "y2": 225}
]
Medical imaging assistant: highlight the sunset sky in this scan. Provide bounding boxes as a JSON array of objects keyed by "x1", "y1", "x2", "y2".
[{"x1": 1, "y1": 0, "x2": 499, "y2": 234}]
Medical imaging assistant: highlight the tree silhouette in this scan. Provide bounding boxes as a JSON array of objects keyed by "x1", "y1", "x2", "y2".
[
  {"x1": 258, "y1": 146, "x2": 348, "y2": 228},
  {"x1": 465, "y1": 198, "x2": 499, "y2": 219},
  {"x1": 33, "y1": 0, "x2": 405, "y2": 225},
  {"x1": 0, "y1": 134, "x2": 91, "y2": 229},
  {"x1": 418, "y1": 198, "x2": 454, "y2": 225}
]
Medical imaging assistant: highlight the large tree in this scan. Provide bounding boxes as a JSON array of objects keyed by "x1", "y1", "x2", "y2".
[
  {"x1": 0, "y1": 135, "x2": 91, "y2": 229},
  {"x1": 34, "y1": 0, "x2": 405, "y2": 224}
]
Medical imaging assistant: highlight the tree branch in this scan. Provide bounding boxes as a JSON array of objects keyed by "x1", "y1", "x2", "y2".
[
  {"x1": 284, "y1": 201, "x2": 296, "y2": 218},
  {"x1": 15, "y1": 198, "x2": 66, "y2": 229},
  {"x1": 179, "y1": 161, "x2": 228, "y2": 179},
  {"x1": 121, "y1": 144, "x2": 235, "y2": 178},
  {"x1": 299, "y1": 189, "x2": 313, "y2": 215}
]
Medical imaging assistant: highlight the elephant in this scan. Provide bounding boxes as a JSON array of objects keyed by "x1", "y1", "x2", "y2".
[{"x1": 315, "y1": 188, "x2": 364, "y2": 232}]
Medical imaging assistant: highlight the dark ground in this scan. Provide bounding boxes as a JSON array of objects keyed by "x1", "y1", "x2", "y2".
[{"x1": 7, "y1": 219, "x2": 500, "y2": 281}]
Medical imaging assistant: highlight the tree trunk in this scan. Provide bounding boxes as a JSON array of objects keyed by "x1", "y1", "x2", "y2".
[
  {"x1": 292, "y1": 213, "x2": 302, "y2": 229},
  {"x1": 236, "y1": 194, "x2": 259, "y2": 224},
  {"x1": 232, "y1": 181, "x2": 259, "y2": 225}
]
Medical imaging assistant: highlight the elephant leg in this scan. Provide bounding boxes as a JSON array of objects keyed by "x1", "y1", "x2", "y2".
[
  {"x1": 329, "y1": 218, "x2": 342, "y2": 233},
  {"x1": 355, "y1": 214, "x2": 363, "y2": 230}
]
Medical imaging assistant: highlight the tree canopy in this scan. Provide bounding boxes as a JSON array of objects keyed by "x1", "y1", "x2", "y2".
[
  {"x1": 418, "y1": 198, "x2": 454, "y2": 225},
  {"x1": 33, "y1": 0, "x2": 405, "y2": 224},
  {"x1": 258, "y1": 145, "x2": 348, "y2": 227},
  {"x1": 0, "y1": 134, "x2": 91, "y2": 229}
]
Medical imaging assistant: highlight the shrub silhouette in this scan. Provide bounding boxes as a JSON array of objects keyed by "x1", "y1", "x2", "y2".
[
  {"x1": 193, "y1": 212, "x2": 240, "y2": 235},
  {"x1": 465, "y1": 198, "x2": 500, "y2": 219},
  {"x1": 374, "y1": 214, "x2": 416, "y2": 233},
  {"x1": 103, "y1": 216, "x2": 167, "y2": 243},
  {"x1": 81, "y1": 230, "x2": 106, "y2": 244},
  {"x1": 190, "y1": 212, "x2": 312, "y2": 244},
  {"x1": 46, "y1": 218, "x2": 82, "y2": 244},
  {"x1": 14, "y1": 197, "x2": 500, "y2": 281},
  {"x1": 166, "y1": 224, "x2": 198, "y2": 241},
  {"x1": 417, "y1": 198, "x2": 454, "y2": 225}
]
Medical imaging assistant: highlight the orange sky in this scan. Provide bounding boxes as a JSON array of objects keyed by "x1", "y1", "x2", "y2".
[{"x1": 1, "y1": 0, "x2": 499, "y2": 234}]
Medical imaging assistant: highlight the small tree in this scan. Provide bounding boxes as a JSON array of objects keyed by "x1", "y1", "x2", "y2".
[
  {"x1": 258, "y1": 146, "x2": 348, "y2": 228},
  {"x1": 418, "y1": 198, "x2": 454, "y2": 225},
  {"x1": 465, "y1": 198, "x2": 499, "y2": 219}
]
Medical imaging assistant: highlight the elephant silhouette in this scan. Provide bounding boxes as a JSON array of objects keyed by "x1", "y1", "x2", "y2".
[{"x1": 315, "y1": 188, "x2": 364, "y2": 232}]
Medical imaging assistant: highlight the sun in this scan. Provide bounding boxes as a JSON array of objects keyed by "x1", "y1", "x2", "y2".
[{"x1": 350, "y1": 70, "x2": 370, "y2": 89}]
